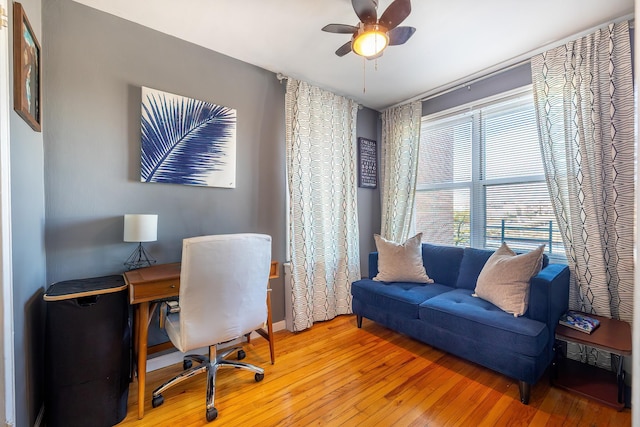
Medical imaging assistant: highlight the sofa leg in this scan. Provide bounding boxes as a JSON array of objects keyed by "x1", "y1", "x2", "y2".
[
  {"x1": 356, "y1": 315, "x2": 362, "y2": 328},
  {"x1": 518, "y1": 381, "x2": 530, "y2": 404}
]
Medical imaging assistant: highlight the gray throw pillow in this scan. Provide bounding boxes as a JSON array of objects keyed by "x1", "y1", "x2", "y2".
[
  {"x1": 473, "y1": 242, "x2": 544, "y2": 317},
  {"x1": 373, "y1": 233, "x2": 434, "y2": 283}
]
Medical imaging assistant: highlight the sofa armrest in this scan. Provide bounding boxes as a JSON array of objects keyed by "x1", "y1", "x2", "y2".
[{"x1": 528, "y1": 263, "x2": 570, "y2": 327}]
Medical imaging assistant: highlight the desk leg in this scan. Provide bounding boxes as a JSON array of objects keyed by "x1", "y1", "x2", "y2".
[
  {"x1": 252, "y1": 291, "x2": 275, "y2": 364},
  {"x1": 254, "y1": 289, "x2": 276, "y2": 365},
  {"x1": 137, "y1": 301, "x2": 150, "y2": 419},
  {"x1": 266, "y1": 291, "x2": 275, "y2": 364}
]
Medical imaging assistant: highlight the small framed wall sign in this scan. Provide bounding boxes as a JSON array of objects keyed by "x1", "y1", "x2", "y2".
[
  {"x1": 13, "y1": 2, "x2": 41, "y2": 132},
  {"x1": 357, "y1": 137, "x2": 377, "y2": 189}
]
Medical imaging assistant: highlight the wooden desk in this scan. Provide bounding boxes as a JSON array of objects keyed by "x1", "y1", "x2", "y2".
[
  {"x1": 124, "y1": 261, "x2": 278, "y2": 419},
  {"x1": 553, "y1": 312, "x2": 631, "y2": 410}
]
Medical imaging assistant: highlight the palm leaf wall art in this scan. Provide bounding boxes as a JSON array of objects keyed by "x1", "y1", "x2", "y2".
[{"x1": 140, "y1": 87, "x2": 236, "y2": 188}]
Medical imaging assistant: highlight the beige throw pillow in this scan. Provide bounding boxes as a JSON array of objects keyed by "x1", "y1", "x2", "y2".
[
  {"x1": 473, "y1": 242, "x2": 545, "y2": 317},
  {"x1": 373, "y1": 233, "x2": 434, "y2": 283}
]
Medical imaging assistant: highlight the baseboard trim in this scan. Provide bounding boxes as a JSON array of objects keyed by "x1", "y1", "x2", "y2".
[{"x1": 146, "y1": 320, "x2": 286, "y2": 372}]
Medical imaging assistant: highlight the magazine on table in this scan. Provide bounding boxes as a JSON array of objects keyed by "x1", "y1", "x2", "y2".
[{"x1": 559, "y1": 310, "x2": 600, "y2": 334}]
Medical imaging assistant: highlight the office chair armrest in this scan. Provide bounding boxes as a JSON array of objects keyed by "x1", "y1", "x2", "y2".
[{"x1": 159, "y1": 300, "x2": 180, "y2": 329}]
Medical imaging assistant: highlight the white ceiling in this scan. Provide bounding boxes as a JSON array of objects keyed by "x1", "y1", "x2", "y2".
[{"x1": 72, "y1": 0, "x2": 634, "y2": 111}]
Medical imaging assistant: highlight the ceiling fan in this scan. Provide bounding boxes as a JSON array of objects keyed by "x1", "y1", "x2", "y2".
[{"x1": 322, "y1": 0, "x2": 416, "y2": 59}]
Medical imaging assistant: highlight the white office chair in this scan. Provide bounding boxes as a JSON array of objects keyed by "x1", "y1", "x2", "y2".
[{"x1": 151, "y1": 233, "x2": 272, "y2": 422}]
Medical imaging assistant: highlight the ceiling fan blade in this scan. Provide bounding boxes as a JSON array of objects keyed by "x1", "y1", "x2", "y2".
[
  {"x1": 322, "y1": 23, "x2": 358, "y2": 34},
  {"x1": 379, "y1": 0, "x2": 411, "y2": 30},
  {"x1": 335, "y1": 41, "x2": 353, "y2": 57},
  {"x1": 352, "y1": 0, "x2": 378, "y2": 24},
  {"x1": 388, "y1": 26, "x2": 416, "y2": 45}
]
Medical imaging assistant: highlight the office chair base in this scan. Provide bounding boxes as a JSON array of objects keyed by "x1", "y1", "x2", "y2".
[{"x1": 151, "y1": 344, "x2": 264, "y2": 422}]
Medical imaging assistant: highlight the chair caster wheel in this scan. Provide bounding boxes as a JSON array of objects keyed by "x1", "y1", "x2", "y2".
[
  {"x1": 237, "y1": 350, "x2": 246, "y2": 360},
  {"x1": 183, "y1": 359, "x2": 192, "y2": 370},
  {"x1": 206, "y1": 407, "x2": 218, "y2": 422},
  {"x1": 152, "y1": 394, "x2": 164, "y2": 408},
  {"x1": 255, "y1": 372, "x2": 264, "y2": 382}
]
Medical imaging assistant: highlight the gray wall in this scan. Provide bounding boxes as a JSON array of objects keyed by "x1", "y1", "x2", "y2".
[
  {"x1": 43, "y1": 0, "x2": 286, "y2": 276},
  {"x1": 356, "y1": 109, "x2": 382, "y2": 271},
  {"x1": 10, "y1": 0, "x2": 47, "y2": 425},
  {"x1": 43, "y1": 0, "x2": 289, "y2": 321}
]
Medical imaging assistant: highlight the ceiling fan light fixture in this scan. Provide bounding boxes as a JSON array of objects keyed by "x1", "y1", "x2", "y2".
[{"x1": 352, "y1": 24, "x2": 389, "y2": 58}]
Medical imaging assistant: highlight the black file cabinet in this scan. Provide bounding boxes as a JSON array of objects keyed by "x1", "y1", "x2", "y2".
[{"x1": 44, "y1": 275, "x2": 131, "y2": 427}]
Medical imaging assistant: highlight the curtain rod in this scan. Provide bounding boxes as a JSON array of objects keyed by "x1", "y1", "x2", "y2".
[
  {"x1": 388, "y1": 14, "x2": 635, "y2": 109},
  {"x1": 420, "y1": 59, "x2": 531, "y2": 104}
]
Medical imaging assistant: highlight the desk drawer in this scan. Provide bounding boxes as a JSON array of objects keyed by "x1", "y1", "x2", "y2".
[{"x1": 130, "y1": 279, "x2": 179, "y2": 303}]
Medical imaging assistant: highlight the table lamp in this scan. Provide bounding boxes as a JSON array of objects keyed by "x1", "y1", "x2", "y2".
[{"x1": 123, "y1": 214, "x2": 158, "y2": 270}]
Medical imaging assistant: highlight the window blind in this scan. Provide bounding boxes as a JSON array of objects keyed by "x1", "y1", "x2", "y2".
[{"x1": 417, "y1": 90, "x2": 565, "y2": 260}]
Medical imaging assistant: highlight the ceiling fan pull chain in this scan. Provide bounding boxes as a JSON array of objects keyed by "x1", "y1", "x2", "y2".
[{"x1": 363, "y1": 57, "x2": 366, "y2": 93}]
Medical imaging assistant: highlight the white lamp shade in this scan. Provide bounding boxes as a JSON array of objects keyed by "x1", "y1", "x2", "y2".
[{"x1": 124, "y1": 214, "x2": 158, "y2": 242}]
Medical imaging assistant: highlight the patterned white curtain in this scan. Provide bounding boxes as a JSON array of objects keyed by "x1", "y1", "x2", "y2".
[
  {"x1": 380, "y1": 101, "x2": 422, "y2": 242},
  {"x1": 531, "y1": 22, "x2": 634, "y2": 365},
  {"x1": 285, "y1": 78, "x2": 361, "y2": 332}
]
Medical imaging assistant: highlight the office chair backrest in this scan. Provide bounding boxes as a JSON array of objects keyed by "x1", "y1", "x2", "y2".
[{"x1": 177, "y1": 233, "x2": 272, "y2": 351}]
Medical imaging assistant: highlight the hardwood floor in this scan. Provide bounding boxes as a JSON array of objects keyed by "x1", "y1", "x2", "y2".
[{"x1": 118, "y1": 315, "x2": 631, "y2": 426}]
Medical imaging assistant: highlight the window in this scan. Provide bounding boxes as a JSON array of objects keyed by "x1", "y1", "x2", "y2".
[{"x1": 416, "y1": 89, "x2": 565, "y2": 260}]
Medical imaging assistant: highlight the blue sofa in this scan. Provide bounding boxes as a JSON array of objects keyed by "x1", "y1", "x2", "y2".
[{"x1": 351, "y1": 243, "x2": 570, "y2": 403}]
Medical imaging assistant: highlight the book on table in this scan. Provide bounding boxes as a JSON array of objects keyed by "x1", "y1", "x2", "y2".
[{"x1": 559, "y1": 310, "x2": 600, "y2": 334}]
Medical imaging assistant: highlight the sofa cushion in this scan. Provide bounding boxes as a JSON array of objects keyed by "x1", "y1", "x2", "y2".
[
  {"x1": 351, "y1": 278, "x2": 453, "y2": 319},
  {"x1": 373, "y1": 233, "x2": 434, "y2": 283},
  {"x1": 473, "y1": 243, "x2": 544, "y2": 317},
  {"x1": 455, "y1": 247, "x2": 494, "y2": 290},
  {"x1": 419, "y1": 289, "x2": 548, "y2": 357},
  {"x1": 421, "y1": 243, "x2": 465, "y2": 287}
]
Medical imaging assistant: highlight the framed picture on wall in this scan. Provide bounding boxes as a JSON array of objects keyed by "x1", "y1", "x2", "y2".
[
  {"x1": 140, "y1": 87, "x2": 237, "y2": 188},
  {"x1": 357, "y1": 137, "x2": 377, "y2": 189},
  {"x1": 13, "y1": 2, "x2": 41, "y2": 132}
]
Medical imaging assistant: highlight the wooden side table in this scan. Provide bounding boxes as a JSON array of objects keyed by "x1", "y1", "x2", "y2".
[{"x1": 552, "y1": 312, "x2": 631, "y2": 411}]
